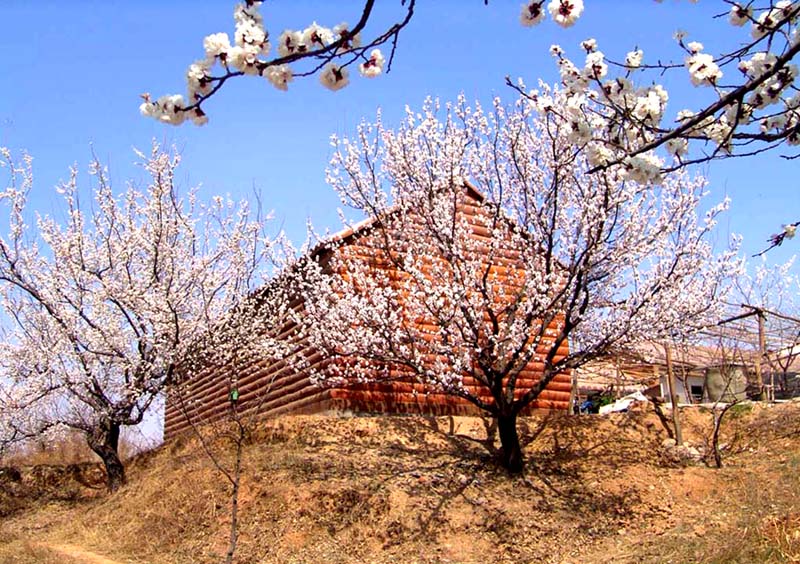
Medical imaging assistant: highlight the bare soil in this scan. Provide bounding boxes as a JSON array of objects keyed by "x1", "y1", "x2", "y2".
[
  {"x1": 40, "y1": 544, "x2": 122, "y2": 564},
  {"x1": 1, "y1": 401, "x2": 800, "y2": 563}
]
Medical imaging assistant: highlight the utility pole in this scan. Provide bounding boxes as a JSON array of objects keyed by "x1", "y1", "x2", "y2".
[{"x1": 664, "y1": 342, "x2": 683, "y2": 444}]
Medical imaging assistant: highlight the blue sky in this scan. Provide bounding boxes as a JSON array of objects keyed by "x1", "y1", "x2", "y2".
[{"x1": 1, "y1": 0, "x2": 798, "y2": 266}]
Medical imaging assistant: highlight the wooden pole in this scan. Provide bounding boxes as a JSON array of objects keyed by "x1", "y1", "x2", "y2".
[
  {"x1": 664, "y1": 342, "x2": 683, "y2": 444},
  {"x1": 757, "y1": 310, "x2": 771, "y2": 402},
  {"x1": 569, "y1": 368, "x2": 578, "y2": 415}
]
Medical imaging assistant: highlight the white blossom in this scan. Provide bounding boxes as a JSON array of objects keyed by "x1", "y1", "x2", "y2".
[
  {"x1": 761, "y1": 114, "x2": 787, "y2": 132},
  {"x1": 568, "y1": 115, "x2": 592, "y2": 143},
  {"x1": 277, "y1": 30, "x2": 306, "y2": 57},
  {"x1": 139, "y1": 94, "x2": 187, "y2": 125},
  {"x1": 228, "y1": 45, "x2": 260, "y2": 75},
  {"x1": 186, "y1": 60, "x2": 213, "y2": 98},
  {"x1": 586, "y1": 143, "x2": 614, "y2": 166},
  {"x1": 233, "y1": 2, "x2": 263, "y2": 27},
  {"x1": 359, "y1": 49, "x2": 385, "y2": 78},
  {"x1": 786, "y1": 114, "x2": 800, "y2": 144},
  {"x1": 264, "y1": 64, "x2": 293, "y2": 91},
  {"x1": 728, "y1": 4, "x2": 753, "y2": 26},
  {"x1": 333, "y1": 22, "x2": 361, "y2": 52},
  {"x1": 203, "y1": 32, "x2": 231, "y2": 59},
  {"x1": 686, "y1": 41, "x2": 704, "y2": 53},
  {"x1": 686, "y1": 52, "x2": 723, "y2": 86},
  {"x1": 302, "y1": 22, "x2": 334, "y2": 49},
  {"x1": 625, "y1": 49, "x2": 644, "y2": 69},
  {"x1": 666, "y1": 137, "x2": 689, "y2": 157},
  {"x1": 320, "y1": 63, "x2": 349, "y2": 91},
  {"x1": 633, "y1": 88, "x2": 668, "y2": 124},
  {"x1": 547, "y1": 0, "x2": 584, "y2": 28},
  {"x1": 704, "y1": 116, "x2": 733, "y2": 152},
  {"x1": 520, "y1": 2, "x2": 546, "y2": 26},
  {"x1": 584, "y1": 51, "x2": 607, "y2": 80},
  {"x1": 622, "y1": 152, "x2": 664, "y2": 184},
  {"x1": 738, "y1": 52, "x2": 777, "y2": 78},
  {"x1": 235, "y1": 21, "x2": 269, "y2": 55}
]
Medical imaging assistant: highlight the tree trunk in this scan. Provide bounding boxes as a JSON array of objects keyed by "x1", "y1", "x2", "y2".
[
  {"x1": 497, "y1": 413, "x2": 524, "y2": 473},
  {"x1": 224, "y1": 439, "x2": 243, "y2": 564},
  {"x1": 87, "y1": 421, "x2": 126, "y2": 492},
  {"x1": 710, "y1": 401, "x2": 737, "y2": 469}
]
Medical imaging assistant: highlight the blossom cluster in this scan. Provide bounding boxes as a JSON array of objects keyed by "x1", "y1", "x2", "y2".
[
  {"x1": 141, "y1": 1, "x2": 388, "y2": 125},
  {"x1": 518, "y1": 1, "x2": 800, "y2": 179}
]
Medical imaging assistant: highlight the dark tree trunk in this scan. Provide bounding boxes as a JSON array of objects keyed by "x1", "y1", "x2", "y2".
[
  {"x1": 87, "y1": 420, "x2": 126, "y2": 492},
  {"x1": 224, "y1": 438, "x2": 243, "y2": 564},
  {"x1": 497, "y1": 413, "x2": 524, "y2": 473},
  {"x1": 710, "y1": 401, "x2": 737, "y2": 469}
]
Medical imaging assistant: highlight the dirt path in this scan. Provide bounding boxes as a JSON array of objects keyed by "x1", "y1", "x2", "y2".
[{"x1": 44, "y1": 543, "x2": 125, "y2": 564}]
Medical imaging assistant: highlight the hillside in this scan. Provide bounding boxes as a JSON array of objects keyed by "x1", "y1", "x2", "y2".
[{"x1": 1, "y1": 401, "x2": 800, "y2": 564}]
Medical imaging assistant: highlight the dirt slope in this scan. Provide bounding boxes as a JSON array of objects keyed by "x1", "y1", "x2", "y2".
[
  {"x1": 2, "y1": 401, "x2": 799, "y2": 564},
  {"x1": 42, "y1": 544, "x2": 123, "y2": 564}
]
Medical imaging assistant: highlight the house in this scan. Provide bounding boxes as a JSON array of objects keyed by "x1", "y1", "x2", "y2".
[
  {"x1": 766, "y1": 343, "x2": 800, "y2": 399},
  {"x1": 575, "y1": 342, "x2": 752, "y2": 406},
  {"x1": 164, "y1": 184, "x2": 572, "y2": 439}
]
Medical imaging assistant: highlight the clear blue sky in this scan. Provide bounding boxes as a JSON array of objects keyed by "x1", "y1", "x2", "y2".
[{"x1": 1, "y1": 0, "x2": 798, "y2": 266}]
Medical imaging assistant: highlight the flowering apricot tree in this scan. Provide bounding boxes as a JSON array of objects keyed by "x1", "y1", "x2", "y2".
[
  {"x1": 0, "y1": 143, "x2": 278, "y2": 491},
  {"x1": 293, "y1": 91, "x2": 742, "y2": 472}
]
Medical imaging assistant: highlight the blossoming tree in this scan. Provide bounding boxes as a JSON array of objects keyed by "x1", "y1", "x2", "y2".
[
  {"x1": 141, "y1": 0, "x2": 800, "y2": 248},
  {"x1": 292, "y1": 91, "x2": 741, "y2": 472},
  {"x1": 734, "y1": 258, "x2": 800, "y2": 394},
  {"x1": 0, "y1": 143, "x2": 279, "y2": 491}
]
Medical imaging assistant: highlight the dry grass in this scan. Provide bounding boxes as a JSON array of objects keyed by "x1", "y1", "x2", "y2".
[
  {"x1": 583, "y1": 402, "x2": 800, "y2": 564},
  {"x1": 627, "y1": 464, "x2": 800, "y2": 564},
  {"x1": 2, "y1": 402, "x2": 800, "y2": 564},
  {"x1": 2, "y1": 433, "x2": 95, "y2": 467},
  {"x1": 2, "y1": 428, "x2": 155, "y2": 468},
  {"x1": 0, "y1": 535, "x2": 82, "y2": 564}
]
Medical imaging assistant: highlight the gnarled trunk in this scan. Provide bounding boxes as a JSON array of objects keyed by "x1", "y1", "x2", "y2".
[
  {"x1": 86, "y1": 420, "x2": 125, "y2": 492},
  {"x1": 497, "y1": 413, "x2": 524, "y2": 473}
]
